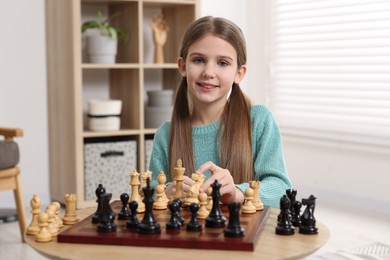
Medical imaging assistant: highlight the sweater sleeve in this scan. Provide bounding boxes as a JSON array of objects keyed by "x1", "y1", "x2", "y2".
[
  {"x1": 149, "y1": 122, "x2": 170, "y2": 187},
  {"x1": 236, "y1": 106, "x2": 292, "y2": 208}
]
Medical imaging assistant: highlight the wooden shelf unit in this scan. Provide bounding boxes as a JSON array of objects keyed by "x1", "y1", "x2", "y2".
[{"x1": 46, "y1": 0, "x2": 199, "y2": 208}]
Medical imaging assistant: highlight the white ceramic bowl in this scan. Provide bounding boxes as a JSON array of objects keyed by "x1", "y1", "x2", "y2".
[
  {"x1": 88, "y1": 116, "x2": 120, "y2": 131},
  {"x1": 88, "y1": 99, "x2": 122, "y2": 116}
]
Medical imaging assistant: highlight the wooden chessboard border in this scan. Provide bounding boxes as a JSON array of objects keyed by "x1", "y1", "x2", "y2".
[{"x1": 57, "y1": 200, "x2": 270, "y2": 251}]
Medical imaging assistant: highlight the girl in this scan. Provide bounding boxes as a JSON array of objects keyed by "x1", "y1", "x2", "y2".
[{"x1": 149, "y1": 16, "x2": 292, "y2": 208}]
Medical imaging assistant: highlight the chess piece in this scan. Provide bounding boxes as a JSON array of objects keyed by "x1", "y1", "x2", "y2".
[
  {"x1": 35, "y1": 212, "x2": 52, "y2": 242},
  {"x1": 92, "y1": 184, "x2": 106, "y2": 223},
  {"x1": 139, "y1": 170, "x2": 152, "y2": 197},
  {"x1": 242, "y1": 188, "x2": 256, "y2": 214},
  {"x1": 151, "y1": 14, "x2": 170, "y2": 64},
  {"x1": 62, "y1": 194, "x2": 80, "y2": 225},
  {"x1": 291, "y1": 200, "x2": 302, "y2": 227},
  {"x1": 137, "y1": 178, "x2": 161, "y2": 234},
  {"x1": 206, "y1": 186, "x2": 213, "y2": 211},
  {"x1": 166, "y1": 200, "x2": 182, "y2": 230},
  {"x1": 286, "y1": 189, "x2": 297, "y2": 223},
  {"x1": 173, "y1": 159, "x2": 185, "y2": 201},
  {"x1": 205, "y1": 180, "x2": 226, "y2": 228},
  {"x1": 153, "y1": 184, "x2": 168, "y2": 210},
  {"x1": 249, "y1": 180, "x2": 264, "y2": 210},
  {"x1": 97, "y1": 193, "x2": 117, "y2": 232},
  {"x1": 224, "y1": 202, "x2": 245, "y2": 237},
  {"x1": 26, "y1": 194, "x2": 41, "y2": 235},
  {"x1": 51, "y1": 201, "x2": 64, "y2": 228},
  {"x1": 130, "y1": 170, "x2": 145, "y2": 213},
  {"x1": 197, "y1": 192, "x2": 209, "y2": 219},
  {"x1": 184, "y1": 173, "x2": 205, "y2": 206},
  {"x1": 157, "y1": 171, "x2": 169, "y2": 204},
  {"x1": 118, "y1": 193, "x2": 131, "y2": 220},
  {"x1": 299, "y1": 195, "x2": 318, "y2": 234},
  {"x1": 275, "y1": 195, "x2": 295, "y2": 235},
  {"x1": 126, "y1": 200, "x2": 140, "y2": 229},
  {"x1": 186, "y1": 203, "x2": 202, "y2": 232},
  {"x1": 45, "y1": 206, "x2": 58, "y2": 237}
]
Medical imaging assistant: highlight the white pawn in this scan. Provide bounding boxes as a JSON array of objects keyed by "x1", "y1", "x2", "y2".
[
  {"x1": 35, "y1": 212, "x2": 52, "y2": 243},
  {"x1": 242, "y1": 188, "x2": 256, "y2": 214},
  {"x1": 51, "y1": 201, "x2": 64, "y2": 228},
  {"x1": 197, "y1": 192, "x2": 209, "y2": 219},
  {"x1": 153, "y1": 185, "x2": 168, "y2": 210},
  {"x1": 26, "y1": 194, "x2": 41, "y2": 235},
  {"x1": 157, "y1": 171, "x2": 169, "y2": 204},
  {"x1": 45, "y1": 207, "x2": 58, "y2": 237},
  {"x1": 249, "y1": 180, "x2": 264, "y2": 211},
  {"x1": 206, "y1": 186, "x2": 213, "y2": 211}
]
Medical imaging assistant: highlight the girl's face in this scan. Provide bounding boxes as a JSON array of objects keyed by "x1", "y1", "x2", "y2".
[{"x1": 178, "y1": 34, "x2": 246, "y2": 108}]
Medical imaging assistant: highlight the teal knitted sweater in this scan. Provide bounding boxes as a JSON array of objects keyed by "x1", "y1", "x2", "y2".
[{"x1": 149, "y1": 105, "x2": 292, "y2": 208}]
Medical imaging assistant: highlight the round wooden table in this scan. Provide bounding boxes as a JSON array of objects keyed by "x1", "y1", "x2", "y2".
[{"x1": 25, "y1": 207, "x2": 329, "y2": 260}]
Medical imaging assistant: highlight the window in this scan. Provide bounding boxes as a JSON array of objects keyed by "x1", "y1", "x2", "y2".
[{"x1": 267, "y1": 0, "x2": 390, "y2": 152}]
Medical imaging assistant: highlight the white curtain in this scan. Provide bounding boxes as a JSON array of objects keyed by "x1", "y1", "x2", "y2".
[{"x1": 267, "y1": 0, "x2": 390, "y2": 151}]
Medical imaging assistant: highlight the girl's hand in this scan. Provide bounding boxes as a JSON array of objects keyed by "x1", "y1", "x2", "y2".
[
  {"x1": 165, "y1": 176, "x2": 196, "y2": 199},
  {"x1": 197, "y1": 161, "x2": 244, "y2": 204}
]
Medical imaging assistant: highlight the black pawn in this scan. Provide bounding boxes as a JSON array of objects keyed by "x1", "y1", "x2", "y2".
[
  {"x1": 186, "y1": 203, "x2": 202, "y2": 232},
  {"x1": 172, "y1": 198, "x2": 185, "y2": 224},
  {"x1": 97, "y1": 193, "x2": 117, "y2": 232},
  {"x1": 166, "y1": 200, "x2": 182, "y2": 230},
  {"x1": 291, "y1": 200, "x2": 302, "y2": 227},
  {"x1": 118, "y1": 193, "x2": 131, "y2": 220},
  {"x1": 92, "y1": 184, "x2": 106, "y2": 223},
  {"x1": 205, "y1": 180, "x2": 226, "y2": 228},
  {"x1": 299, "y1": 195, "x2": 318, "y2": 234},
  {"x1": 126, "y1": 200, "x2": 140, "y2": 229},
  {"x1": 137, "y1": 178, "x2": 161, "y2": 234},
  {"x1": 224, "y1": 202, "x2": 245, "y2": 237},
  {"x1": 275, "y1": 194, "x2": 294, "y2": 235}
]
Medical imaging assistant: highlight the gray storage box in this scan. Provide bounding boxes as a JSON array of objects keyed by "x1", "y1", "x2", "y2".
[{"x1": 84, "y1": 139, "x2": 137, "y2": 201}]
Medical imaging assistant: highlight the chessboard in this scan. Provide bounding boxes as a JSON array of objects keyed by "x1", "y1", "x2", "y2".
[{"x1": 57, "y1": 200, "x2": 270, "y2": 251}]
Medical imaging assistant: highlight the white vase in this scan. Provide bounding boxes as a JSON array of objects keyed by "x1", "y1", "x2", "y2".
[{"x1": 87, "y1": 34, "x2": 117, "y2": 64}]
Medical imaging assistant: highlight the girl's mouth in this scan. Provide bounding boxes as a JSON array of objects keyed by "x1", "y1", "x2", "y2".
[{"x1": 196, "y1": 82, "x2": 219, "y2": 89}]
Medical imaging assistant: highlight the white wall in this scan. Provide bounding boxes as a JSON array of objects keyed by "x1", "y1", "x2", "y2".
[
  {"x1": 0, "y1": 0, "x2": 50, "y2": 207},
  {"x1": 1, "y1": 0, "x2": 388, "y2": 216}
]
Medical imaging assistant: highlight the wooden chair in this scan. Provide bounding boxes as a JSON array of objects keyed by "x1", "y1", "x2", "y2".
[{"x1": 0, "y1": 127, "x2": 27, "y2": 242}]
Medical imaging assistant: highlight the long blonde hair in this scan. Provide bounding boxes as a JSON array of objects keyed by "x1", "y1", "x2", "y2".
[{"x1": 169, "y1": 16, "x2": 253, "y2": 183}]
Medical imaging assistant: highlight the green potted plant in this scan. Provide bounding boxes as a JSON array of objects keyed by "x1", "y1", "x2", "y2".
[{"x1": 81, "y1": 11, "x2": 129, "y2": 64}]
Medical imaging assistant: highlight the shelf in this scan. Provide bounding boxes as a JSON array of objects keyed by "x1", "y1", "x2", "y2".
[{"x1": 46, "y1": 0, "x2": 198, "y2": 208}]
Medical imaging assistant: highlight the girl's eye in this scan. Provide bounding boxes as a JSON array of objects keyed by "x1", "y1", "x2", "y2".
[
  {"x1": 193, "y1": 57, "x2": 204, "y2": 64},
  {"x1": 218, "y1": 60, "x2": 229, "y2": 67}
]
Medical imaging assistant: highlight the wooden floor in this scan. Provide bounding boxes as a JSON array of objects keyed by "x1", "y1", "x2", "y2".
[{"x1": 1, "y1": 202, "x2": 390, "y2": 259}]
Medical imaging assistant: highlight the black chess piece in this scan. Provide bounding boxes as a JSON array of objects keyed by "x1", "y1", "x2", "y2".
[
  {"x1": 137, "y1": 178, "x2": 161, "y2": 234},
  {"x1": 126, "y1": 200, "x2": 140, "y2": 229},
  {"x1": 92, "y1": 184, "x2": 106, "y2": 223},
  {"x1": 291, "y1": 200, "x2": 302, "y2": 227},
  {"x1": 118, "y1": 193, "x2": 131, "y2": 220},
  {"x1": 172, "y1": 198, "x2": 185, "y2": 224},
  {"x1": 299, "y1": 195, "x2": 318, "y2": 234},
  {"x1": 224, "y1": 202, "x2": 245, "y2": 237},
  {"x1": 275, "y1": 194, "x2": 294, "y2": 235},
  {"x1": 205, "y1": 180, "x2": 226, "y2": 228},
  {"x1": 186, "y1": 203, "x2": 202, "y2": 232},
  {"x1": 286, "y1": 189, "x2": 297, "y2": 223},
  {"x1": 166, "y1": 200, "x2": 182, "y2": 230},
  {"x1": 97, "y1": 193, "x2": 117, "y2": 232}
]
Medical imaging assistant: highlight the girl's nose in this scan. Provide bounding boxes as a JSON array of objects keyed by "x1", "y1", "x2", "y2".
[{"x1": 201, "y1": 64, "x2": 216, "y2": 79}]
